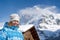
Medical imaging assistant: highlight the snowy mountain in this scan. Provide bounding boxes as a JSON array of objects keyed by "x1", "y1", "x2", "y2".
[{"x1": 18, "y1": 6, "x2": 60, "y2": 40}]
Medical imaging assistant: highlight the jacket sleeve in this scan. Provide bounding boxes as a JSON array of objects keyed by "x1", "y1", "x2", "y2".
[
  {"x1": 18, "y1": 31, "x2": 24, "y2": 40},
  {"x1": 0, "y1": 28, "x2": 7, "y2": 40}
]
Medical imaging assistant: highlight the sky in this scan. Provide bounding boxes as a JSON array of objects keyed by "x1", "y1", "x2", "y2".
[{"x1": 0, "y1": 0, "x2": 60, "y2": 22}]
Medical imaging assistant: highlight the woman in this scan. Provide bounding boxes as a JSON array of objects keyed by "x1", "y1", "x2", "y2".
[{"x1": 3, "y1": 14, "x2": 24, "y2": 40}]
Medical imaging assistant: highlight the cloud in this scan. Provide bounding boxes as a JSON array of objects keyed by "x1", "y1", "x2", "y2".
[{"x1": 18, "y1": 5, "x2": 60, "y2": 25}]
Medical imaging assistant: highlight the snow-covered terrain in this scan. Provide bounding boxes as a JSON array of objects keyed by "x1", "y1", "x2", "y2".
[
  {"x1": 18, "y1": 24, "x2": 34, "y2": 32},
  {"x1": 18, "y1": 5, "x2": 60, "y2": 40}
]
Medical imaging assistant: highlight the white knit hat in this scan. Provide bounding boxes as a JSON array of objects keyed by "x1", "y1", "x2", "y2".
[{"x1": 10, "y1": 14, "x2": 20, "y2": 22}]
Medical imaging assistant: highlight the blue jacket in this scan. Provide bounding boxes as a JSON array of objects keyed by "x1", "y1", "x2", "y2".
[{"x1": 0, "y1": 22, "x2": 24, "y2": 40}]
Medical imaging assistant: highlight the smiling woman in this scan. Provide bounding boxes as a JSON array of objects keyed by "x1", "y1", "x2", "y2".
[{"x1": 0, "y1": 14, "x2": 24, "y2": 40}]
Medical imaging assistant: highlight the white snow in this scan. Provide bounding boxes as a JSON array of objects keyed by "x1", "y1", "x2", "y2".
[
  {"x1": 39, "y1": 23, "x2": 60, "y2": 32},
  {"x1": 0, "y1": 22, "x2": 4, "y2": 30},
  {"x1": 18, "y1": 24, "x2": 34, "y2": 32}
]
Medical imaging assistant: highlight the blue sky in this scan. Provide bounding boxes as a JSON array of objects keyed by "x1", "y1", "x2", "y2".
[{"x1": 0, "y1": 0, "x2": 60, "y2": 22}]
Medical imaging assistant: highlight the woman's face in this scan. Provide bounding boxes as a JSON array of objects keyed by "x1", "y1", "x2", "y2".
[{"x1": 12, "y1": 20, "x2": 19, "y2": 26}]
